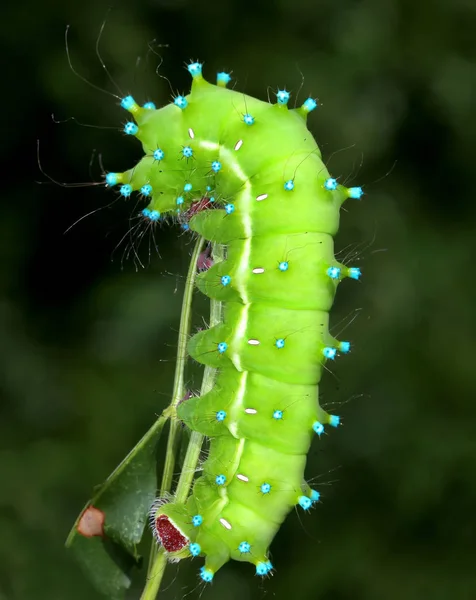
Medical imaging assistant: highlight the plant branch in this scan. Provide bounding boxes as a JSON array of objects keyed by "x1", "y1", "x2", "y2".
[
  {"x1": 144, "y1": 236, "x2": 204, "y2": 584},
  {"x1": 140, "y1": 242, "x2": 224, "y2": 600}
]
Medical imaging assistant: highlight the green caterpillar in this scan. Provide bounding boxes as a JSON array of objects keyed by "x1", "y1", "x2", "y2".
[{"x1": 105, "y1": 62, "x2": 363, "y2": 583}]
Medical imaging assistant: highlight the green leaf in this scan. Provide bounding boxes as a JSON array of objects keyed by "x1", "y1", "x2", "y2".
[{"x1": 66, "y1": 414, "x2": 168, "y2": 599}]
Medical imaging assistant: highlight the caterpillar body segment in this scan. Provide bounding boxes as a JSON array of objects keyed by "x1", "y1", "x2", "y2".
[{"x1": 108, "y1": 65, "x2": 361, "y2": 582}]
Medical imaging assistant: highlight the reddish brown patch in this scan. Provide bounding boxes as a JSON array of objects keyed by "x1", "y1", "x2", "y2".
[
  {"x1": 177, "y1": 390, "x2": 193, "y2": 406},
  {"x1": 155, "y1": 514, "x2": 188, "y2": 552},
  {"x1": 186, "y1": 197, "x2": 214, "y2": 219},
  {"x1": 197, "y1": 245, "x2": 214, "y2": 272},
  {"x1": 199, "y1": 256, "x2": 214, "y2": 271},
  {"x1": 77, "y1": 505, "x2": 105, "y2": 538}
]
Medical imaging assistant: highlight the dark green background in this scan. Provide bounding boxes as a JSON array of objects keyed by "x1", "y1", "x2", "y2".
[{"x1": 1, "y1": 0, "x2": 475, "y2": 598}]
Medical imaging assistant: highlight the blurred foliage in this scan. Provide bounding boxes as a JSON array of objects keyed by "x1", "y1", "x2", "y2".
[{"x1": 0, "y1": 0, "x2": 475, "y2": 598}]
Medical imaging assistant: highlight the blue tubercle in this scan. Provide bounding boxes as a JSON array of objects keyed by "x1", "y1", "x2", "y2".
[
  {"x1": 120, "y1": 95, "x2": 136, "y2": 111},
  {"x1": 322, "y1": 346, "x2": 337, "y2": 360},
  {"x1": 313, "y1": 421, "x2": 324, "y2": 437},
  {"x1": 348, "y1": 267, "x2": 361, "y2": 280},
  {"x1": 275, "y1": 338, "x2": 285, "y2": 349},
  {"x1": 339, "y1": 341, "x2": 351, "y2": 353},
  {"x1": 324, "y1": 177, "x2": 338, "y2": 191},
  {"x1": 182, "y1": 146, "x2": 193, "y2": 158},
  {"x1": 200, "y1": 567, "x2": 214, "y2": 583},
  {"x1": 278, "y1": 261, "x2": 289, "y2": 272},
  {"x1": 211, "y1": 160, "x2": 222, "y2": 173},
  {"x1": 329, "y1": 415, "x2": 340, "y2": 428},
  {"x1": 150, "y1": 210, "x2": 160, "y2": 221},
  {"x1": 310, "y1": 489, "x2": 320, "y2": 503},
  {"x1": 141, "y1": 208, "x2": 151, "y2": 218},
  {"x1": 176, "y1": 196, "x2": 184, "y2": 205},
  {"x1": 182, "y1": 223, "x2": 190, "y2": 230},
  {"x1": 143, "y1": 101, "x2": 156, "y2": 110},
  {"x1": 260, "y1": 483, "x2": 271, "y2": 494},
  {"x1": 153, "y1": 148, "x2": 164, "y2": 161},
  {"x1": 105, "y1": 173, "x2": 119, "y2": 186},
  {"x1": 239, "y1": 541, "x2": 251, "y2": 554},
  {"x1": 216, "y1": 410, "x2": 227, "y2": 422},
  {"x1": 217, "y1": 342, "x2": 228, "y2": 354},
  {"x1": 348, "y1": 186, "x2": 364, "y2": 199},
  {"x1": 221, "y1": 275, "x2": 231, "y2": 286},
  {"x1": 120, "y1": 184, "x2": 132, "y2": 198},
  {"x1": 327, "y1": 266, "x2": 341, "y2": 280},
  {"x1": 243, "y1": 113, "x2": 255, "y2": 126},
  {"x1": 140, "y1": 184, "x2": 152, "y2": 196},
  {"x1": 265, "y1": 561, "x2": 273, "y2": 573},
  {"x1": 217, "y1": 71, "x2": 232, "y2": 85},
  {"x1": 298, "y1": 496, "x2": 313, "y2": 511},
  {"x1": 284, "y1": 179, "x2": 294, "y2": 191},
  {"x1": 124, "y1": 122, "x2": 138, "y2": 135},
  {"x1": 187, "y1": 62, "x2": 203, "y2": 78},
  {"x1": 273, "y1": 410, "x2": 283, "y2": 420},
  {"x1": 189, "y1": 542, "x2": 201, "y2": 557},
  {"x1": 184, "y1": 183, "x2": 193, "y2": 192},
  {"x1": 276, "y1": 89, "x2": 290, "y2": 105},
  {"x1": 302, "y1": 97, "x2": 318, "y2": 113},
  {"x1": 225, "y1": 203, "x2": 235, "y2": 215},
  {"x1": 192, "y1": 514, "x2": 203, "y2": 527},
  {"x1": 256, "y1": 563, "x2": 268, "y2": 576},
  {"x1": 174, "y1": 95, "x2": 188, "y2": 109},
  {"x1": 215, "y1": 474, "x2": 226, "y2": 486}
]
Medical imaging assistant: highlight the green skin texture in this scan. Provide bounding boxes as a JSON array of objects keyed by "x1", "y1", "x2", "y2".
[{"x1": 113, "y1": 71, "x2": 357, "y2": 578}]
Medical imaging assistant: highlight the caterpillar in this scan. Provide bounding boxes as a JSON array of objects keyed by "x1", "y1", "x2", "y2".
[{"x1": 104, "y1": 62, "x2": 363, "y2": 584}]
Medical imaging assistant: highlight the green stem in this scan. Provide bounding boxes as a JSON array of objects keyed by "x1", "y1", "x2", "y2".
[
  {"x1": 141, "y1": 243, "x2": 224, "y2": 600},
  {"x1": 175, "y1": 273, "x2": 223, "y2": 503},
  {"x1": 145, "y1": 236, "x2": 205, "y2": 581}
]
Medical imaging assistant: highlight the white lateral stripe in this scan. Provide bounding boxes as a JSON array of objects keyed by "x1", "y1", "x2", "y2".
[
  {"x1": 233, "y1": 186, "x2": 252, "y2": 304},
  {"x1": 196, "y1": 140, "x2": 247, "y2": 182},
  {"x1": 219, "y1": 518, "x2": 232, "y2": 530},
  {"x1": 240, "y1": 192, "x2": 252, "y2": 241},
  {"x1": 220, "y1": 146, "x2": 247, "y2": 182},
  {"x1": 199, "y1": 140, "x2": 219, "y2": 151},
  {"x1": 236, "y1": 438, "x2": 246, "y2": 460},
  {"x1": 231, "y1": 303, "x2": 249, "y2": 369},
  {"x1": 228, "y1": 371, "x2": 248, "y2": 437}
]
